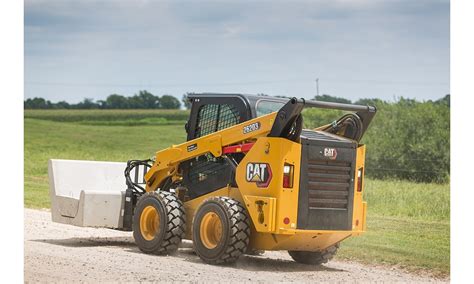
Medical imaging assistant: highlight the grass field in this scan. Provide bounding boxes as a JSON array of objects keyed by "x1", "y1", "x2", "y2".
[
  {"x1": 24, "y1": 110, "x2": 450, "y2": 277},
  {"x1": 24, "y1": 109, "x2": 189, "y2": 126},
  {"x1": 338, "y1": 179, "x2": 449, "y2": 277}
]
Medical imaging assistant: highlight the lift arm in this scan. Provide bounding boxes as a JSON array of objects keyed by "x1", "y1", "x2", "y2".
[{"x1": 144, "y1": 111, "x2": 278, "y2": 191}]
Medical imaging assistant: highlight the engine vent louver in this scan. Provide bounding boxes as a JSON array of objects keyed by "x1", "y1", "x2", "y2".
[{"x1": 306, "y1": 160, "x2": 352, "y2": 209}]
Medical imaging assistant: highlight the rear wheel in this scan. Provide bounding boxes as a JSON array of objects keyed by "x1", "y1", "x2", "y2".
[
  {"x1": 193, "y1": 197, "x2": 250, "y2": 264},
  {"x1": 133, "y1": 191, "x2": 186, "y2": 255},
  {"x1": 288, "y1": 244, "x2": 339, "y2": 265}
]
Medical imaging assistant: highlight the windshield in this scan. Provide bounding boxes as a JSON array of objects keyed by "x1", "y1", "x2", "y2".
[{"x1": 256, "y1": 100, "x2": 286, "y2": 117}]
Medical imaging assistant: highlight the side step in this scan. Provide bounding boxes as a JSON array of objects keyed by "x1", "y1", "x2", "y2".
[{"x1": 48, "y1": 159, "x2": 134, "y2": 229}]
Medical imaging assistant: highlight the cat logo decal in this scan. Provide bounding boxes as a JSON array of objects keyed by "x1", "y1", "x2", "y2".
[{"x1": 246, "y1": 163, "x2": 272, "y2": 188}]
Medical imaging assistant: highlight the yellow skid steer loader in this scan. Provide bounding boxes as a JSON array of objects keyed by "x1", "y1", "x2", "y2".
[{"x1": 49, "y1": 93, "x2": 376, "y2": 265}]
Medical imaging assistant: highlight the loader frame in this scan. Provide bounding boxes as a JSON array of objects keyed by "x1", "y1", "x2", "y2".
[
  {"x1": 48, "y1": 93, "x2": 376, "y2": 258},
  {"x1": 142, "y1": 96, "x2": 375, "y2": 251}
]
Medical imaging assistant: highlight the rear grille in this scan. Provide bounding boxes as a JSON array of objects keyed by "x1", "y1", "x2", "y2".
[
  {"x1": 297, "y1": 130, "x2": 356, "y2": 230},
  {"x1": 306, "y1": 160, "x2": 352, "y2": 209}
]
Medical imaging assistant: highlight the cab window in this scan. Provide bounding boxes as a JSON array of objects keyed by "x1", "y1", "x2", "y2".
[
  {"x1": 256, "y1": 100, "x2": 285, "y2": 117},
  {"x1": 195, "y1": 104, "x2": 240, "y2": 137}
]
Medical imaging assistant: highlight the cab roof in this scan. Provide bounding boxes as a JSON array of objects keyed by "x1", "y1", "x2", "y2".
[{"x1": 187, "y1": 92, "x2": 290, "y2": 105}]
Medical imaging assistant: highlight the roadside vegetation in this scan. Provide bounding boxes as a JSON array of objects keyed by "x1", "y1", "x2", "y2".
[
  {"x1": 24, "y1": 90, "x2": 183, "y2": 110},
  {"x1": 26, "y1": 94, "x2": 450, "y2": 183},
  {"x1": 338, "y1": 179, "x2": 449, "y2": 277},
  {"x1": 24, "y1": 97, "x2": 450, "y2": 277},
  {"x1": 303, "y1": 95, "x2": 450, "y2": 183},
  {"x1": 25, "y1": 109, "x2": 189, "y2": 126}
]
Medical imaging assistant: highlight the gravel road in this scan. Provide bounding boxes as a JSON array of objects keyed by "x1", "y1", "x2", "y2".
[{"x1": 25, "y1": 208, "x2": 446, "y2": 282}]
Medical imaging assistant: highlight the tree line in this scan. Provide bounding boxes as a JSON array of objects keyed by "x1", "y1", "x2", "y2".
[
  {"x1": 24, "y1": 90, "x2": 450, "y2": 183},
  {"x1": 269, "y1": 92, "x2": 450, "y2": 107},
  {"x1": 24, "y1": 90, "x2": 184, "y2": 109},
  {"x1": 303, "y1": 94, "x2": 450, "y2": 183}
]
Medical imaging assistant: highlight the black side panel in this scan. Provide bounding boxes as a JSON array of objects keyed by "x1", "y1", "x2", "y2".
[
  {"x1": 183, "y1": 154, "x2": 235, "y2": 198},
  {"x1": 297, "y1": 130, "x2": 357, "y2": 230}
]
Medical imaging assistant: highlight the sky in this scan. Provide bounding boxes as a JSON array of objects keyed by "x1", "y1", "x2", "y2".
[{"x1": 24, "y1": 0, "x2": 450, "y2": 104}]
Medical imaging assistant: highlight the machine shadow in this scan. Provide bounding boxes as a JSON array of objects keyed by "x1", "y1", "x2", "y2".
[
  {"x1": 176, "y1": 249, "x2": 343, "y2": 272},
  {"x1": 32, "y1": 236, "x2": 136, "y2": 248},
  {"x1": 235, "y1": 255, "x2": 343, "y2": 273},
  {"x1": 33, "y1": 237, "x2": 344, "y2": 273},
  {"x1": 125, "y1": 247, "x2": 343, "y2": 273}
]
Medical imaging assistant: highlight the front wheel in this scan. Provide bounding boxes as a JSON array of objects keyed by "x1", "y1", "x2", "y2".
[
  {"x1": 288, "y1": 244, "x2": 339, "y2": 265},
  {"x1": 132, "y1": 191, "x2": 186, "y2": 255}
]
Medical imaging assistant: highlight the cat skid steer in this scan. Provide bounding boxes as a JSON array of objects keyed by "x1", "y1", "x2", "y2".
[{"x1": 49, "y1": 93, "x2": 376, "y2": 265}]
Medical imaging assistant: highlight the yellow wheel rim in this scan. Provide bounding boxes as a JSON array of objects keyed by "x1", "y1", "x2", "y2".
[
  {"x1": 200, "y1": 212, "x2": 223, "y2": 249},
  {"x1": 140, "y1": 205, "x2": 160, "y2": 241}
]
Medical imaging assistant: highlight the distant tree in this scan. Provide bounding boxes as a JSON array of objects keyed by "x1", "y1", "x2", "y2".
[
  {"x1": 137, "y1": 90, "x2": 160, "y2": 109},
  {"x1": 182, "y1": 94, "x2": 192, "y2": 109},
  {"x1": 315, "y1": 94, "x2": 352, "y2": 104},
  {"x1": 435, "y1": 94, "x2": 450, "y2": 107},
  {"x1": 105, "y1": 94, "x2": 129, "y2": 109},
  {"x1": 160, "y1": 95, "x2": 181, "y2": 109},
  {"x1": 75, "y1": 98, "x2": 99, "y2": 109},
  {"x1": 24, "y1": 97, "x2": 49, "y2": 109},
  {"x1": 96, "y1": 100, "x2": 107, "y2": 109},
  {"x1": 55, "y1": 101, "x2": 70, "y2": 109},
  {"x1": 126, "y1": 90, "x2": 159, "y2": 109},
  {"x1": 354, "y1": 98, "x2": 386, "y2": 106},
  {"x1": 396, "y1": 97, "x2": 418, "y2": 107},
  {"x1": 127, "y1": 95, "x2": 141, "y2": 109}
]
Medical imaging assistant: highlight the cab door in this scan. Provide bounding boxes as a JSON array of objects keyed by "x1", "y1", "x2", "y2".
[{"x1": 182, "y1": 96, "x2": 251, "y2": 198}]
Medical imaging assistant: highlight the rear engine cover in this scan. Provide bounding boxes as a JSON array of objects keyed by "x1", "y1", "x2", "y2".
[{"x1": 297, "y1": 130, "x2": 357, "y2": 230}]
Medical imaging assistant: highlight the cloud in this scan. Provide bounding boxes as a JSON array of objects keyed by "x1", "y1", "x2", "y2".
[{"x1": 24, "y1": 0, "x2": 449, "y2": 103}]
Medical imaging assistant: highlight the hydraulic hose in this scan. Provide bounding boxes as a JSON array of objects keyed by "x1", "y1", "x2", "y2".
[
  {"x1": 124, "y1": 159, "x2": 152, "y2": 193},
  {"x1": 322, "y1": 113, "x2": 364, "y2": 141}
]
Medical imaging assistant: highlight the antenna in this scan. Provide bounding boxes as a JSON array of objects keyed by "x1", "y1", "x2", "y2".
[{"x1": 315, "y1": 78, "x2": 319, "y2": 97}]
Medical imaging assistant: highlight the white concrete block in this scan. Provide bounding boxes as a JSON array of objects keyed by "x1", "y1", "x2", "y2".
[{"x1": 48, "y1": 159, "x2": 129, "y2": 229}]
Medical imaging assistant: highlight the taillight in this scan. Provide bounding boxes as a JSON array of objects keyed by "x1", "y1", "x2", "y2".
[
  {"x1": 357, "y1": 167, "x2": 364, "y2": 192},
  {"x1": 283, "y1": 163, "x2": 294, "y2": 188}
]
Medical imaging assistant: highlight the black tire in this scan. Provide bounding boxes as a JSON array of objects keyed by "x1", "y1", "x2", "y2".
[
  {"x1": 132, "y1": 191, "x2": 185, "y2": 255},
  {"x1": 288, "y1": 244, "x2": 339, "y2": 265},
  {"x1": 192, "y1": 197, "x2": 250, "y2": 264}
]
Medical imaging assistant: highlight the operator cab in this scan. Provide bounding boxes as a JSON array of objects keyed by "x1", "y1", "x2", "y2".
[
  {"x1": 185, "y1": 93, "x2": 289, "y2": 140},
  {"x1": 182, "y1": 93, "x2": 290, "y2": 198}
]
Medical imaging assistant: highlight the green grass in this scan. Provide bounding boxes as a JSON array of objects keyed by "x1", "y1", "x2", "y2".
[
  {"x1": 338, "y1": 216, "x2": 449, "y2": 277},
  {"x1": 337, "y1": 179, "x2": 449, "y2": 276},
  {"x1": 24, "y1": 109, "x2": 189, "y2": 125},
  {"x1": 363, "y1": 179, "x2": 449, "y2": 221},
  {"x1": 24, "y1": 110, "x2": 450, "y2": 277},
  {"x1": 24, "y1": 118, "x2": 187, "y2": 207}
]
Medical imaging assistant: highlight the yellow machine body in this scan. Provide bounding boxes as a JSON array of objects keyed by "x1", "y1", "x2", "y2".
[
  {"x1": 179, "y1": 137, "x2": 367, "y2": 251},
  {"x1": 143, "y1": 97, "x2": 372, "y2": 252}
]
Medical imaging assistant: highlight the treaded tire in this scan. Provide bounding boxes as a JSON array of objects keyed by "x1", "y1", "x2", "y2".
[
  {"x1": 288, "y1": 244, "x2": 339, "y2": 265},
  {"x1": 133, "y1": 191, "x2": 185, "y2": 255},
  {"x1": 192, "y1": 197, "x2": 250, "y2": 265}
]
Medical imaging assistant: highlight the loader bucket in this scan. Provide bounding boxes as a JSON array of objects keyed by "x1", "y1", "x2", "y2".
[{"x1": 48, "y1": 159, "x2": 134, "y2": 229}]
